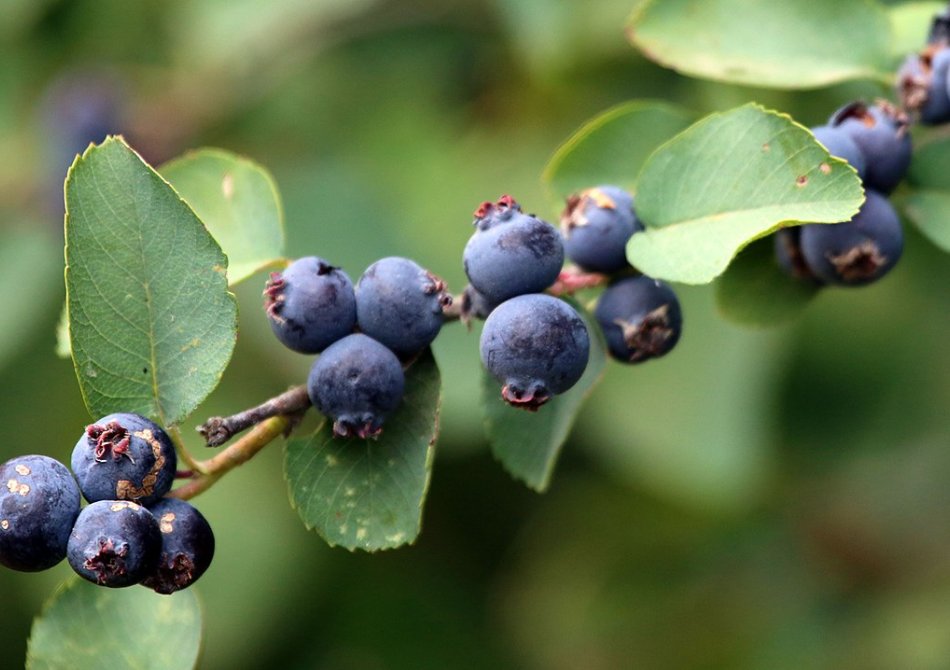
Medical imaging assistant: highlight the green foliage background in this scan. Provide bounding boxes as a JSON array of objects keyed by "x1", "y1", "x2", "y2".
[{"x1": 4, "y1": 0, "x2": 950, "y2": 668}]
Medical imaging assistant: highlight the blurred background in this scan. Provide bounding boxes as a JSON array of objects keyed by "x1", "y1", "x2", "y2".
[{"x1": 4, "y1": 0, "x2": 950, "y2": 668}]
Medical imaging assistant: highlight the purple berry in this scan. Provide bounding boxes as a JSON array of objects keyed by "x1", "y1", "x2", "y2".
[
  {"x1": 810, "y1": 126, "x2": 867, "y2": 180},
  {"x1": 141, "y1": 498, "x2": 215, "y2": 594},
  {"x1": 897, "y1": 46, "x2": 950, "y2": 125},
  {"x1": 828, "y1": 102, "x2": 911, "y2": 194},
  {"x1": 264, "y1": 256, "x2": 357, "y2": 354},
  {"x1": 561, "y1": 185, "x2": 643, "y2": 274},
  {"x1": 594, "y1": 276, "x2": 682, "y2": 364},
  {"x1": 67, "y1": 500, "x2": 161, "y2": 588}
]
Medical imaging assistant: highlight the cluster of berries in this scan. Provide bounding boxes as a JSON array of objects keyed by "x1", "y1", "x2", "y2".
[
  {"x1": 464, "y1": 190, "x2": 682, "y2": 410},
  {"x1": 265, "y1": 187, "x2": 684, "y2": 434},
  {"x1": 776, "y1": 20, "x2": 950, "y2": 286},
  {"x1": 0, "y1": 413, "x2": 213, "y2": 593},
  {"x1": 265, "y1": 255, "x2": 451, "y2": 438}
]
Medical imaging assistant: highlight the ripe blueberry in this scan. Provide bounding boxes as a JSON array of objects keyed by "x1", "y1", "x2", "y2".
[
  {"x1": 67, "y1": 500, "x2": 161, "y2": 588},
  {"x1": 71, "y1": 413, "x2": 177, "y2": 507},
  {"x1": 463, "y1": 204, "x2": 564, "y2": 304},
  {"x1": 0, "y1": 455, "x2": 81, "y2": 572},
  {"x1": 460, "y1": 284, "x2": 499, "y2": 323},
  {"x1": 141, "y1": 498, "x2": 215, "y2": 595},
  {"x1": 897, "y1": 46, "x2": 950, "y2": 125},
  {"x1": 828, "y1": 101, "x2": 911, "y2": 194},
  {"x1": 307, "y1": 333, "x2": 405, "y2": 439},
  {"x1": 356, "y1": 257, "x2": 451, "y2": 359},
  {"x1": 561, "y1": 185, "x2": 643, "y2": 273},
  {"x1": 594, "y1": 276, "x2": 682, "y2": 364},
  {"x1": 480, "y1": 294, "x2": 590, "y2": 410},
  {"x1": 774, "y1": 228, "x2": 822, "y2": 283},
  {"x1": 799, "y1": 190, "x2": 903, "y2": 286},
  {"x1": 809, "y1": 125, "x2": 868, "y2": 180},
  {"x1": 263, "y1": 256, "x2": 358, "y2": 354}
]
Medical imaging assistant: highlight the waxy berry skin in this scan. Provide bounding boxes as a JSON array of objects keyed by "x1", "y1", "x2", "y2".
[
  {"x1": 594, "y1": 276, "x2": 683, "y2": 364},
  {"x1": 799, "y1": 190, "x2": 904, "y2": 287},
  {"x1": 463, "y1": 210, "x2": 564, "y2": 304},
  {"x1": 307, "y1": 334, "x2": 405, "y2": 439},
  {"x1": 561, "y1": 185, "x2": 643, "y2": 273},
  {"x1": 71, "y1": 413, "x2": 177, "y2": 507},
  {"x1": 897, "y1": 46, "x2": 950, "y2": 125},
  {"x1": 480, "y1": 294, "x2": 590, "y2": 411},
  {"x1": 828, "y1": 102, "x2": 911, "y2": 194},
  {"x1": 263, "y1": 256, "x2": 358, "y2": 354},
  {"x1": 774, "y1": 228, "x2": 822, "y2": 284},
  {"x1": 141, "y1": 498, "x2": 215, "y2": 595},
  {"x1": 356, "y1": 257, "x2": 451, "y2": 359},
  {"x1": 472, "y1": 195, "x2": 522, "y2": 231},
  {"x1": 809, "y1": 125, "x2": 868, "y2": 180},
  {"x1": 67, "y1": 500, "x2": 161, "y2": 588},
  {"x1": 0, "y1": 455, "x2": 81, "y2": 572}
]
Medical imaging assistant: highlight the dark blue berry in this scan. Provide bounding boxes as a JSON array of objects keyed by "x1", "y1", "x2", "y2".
[
  {"x1": 264, "y1": 256, "x2": 357, "y2": 354},
  {"x1": 356, "y1": 257, "x2": 451, "y2": 359},
  {"x1": 308, "y1": 334, "x2": 405, "y2": 439},
  {"x1": 71, "y1": 413, "x2": 177, "y2": 507},
  {"x1": 141, "y1": 499, "x2": 215, "y2": 594},
  {"x1": 67, "y1": 500, "x2": 161, "y2": 587},
  {"x1": 480, "y1": 294, "x2": 590, "y2": 410},
  {"x1": 472, "y1": 195, "x2": 522, "y2": 231},
  {"x1": 828, "y1": 102, "x2": 911, "y2": 194},
  {"x1": 594, "y1": 276, "x2": 682, "y2": 364},
  {"x1": 799, "y1": 190, "x2": 903, "y2": 286},
  {"x1": 561, "y1": 185, "x2": 643, "y2": 273},
  {"x1": 897, "y1": 46, "x2": 950, "y2": 125},
  {"x1": 460, "y1": 284, "x2": 499, "y2": 322},
  {"x1": 0, "y1": 455, "x2": 81, "y2": 572},
  {"x1": 463, "y1": 207, "x2": 564, "y2": 304},
  {"x1": 774, "y1": 228, "x2": 822, "y2": 283},
  {"x1": 810, "y1": 126, "x2": 868, "y2": 179}
]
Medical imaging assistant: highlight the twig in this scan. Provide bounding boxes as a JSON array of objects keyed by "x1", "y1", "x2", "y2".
[{"x1": 198, "y1": 386, "x2": 311, "y2": 447}]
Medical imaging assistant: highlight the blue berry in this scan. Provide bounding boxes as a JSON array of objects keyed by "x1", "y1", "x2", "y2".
[
  {"x1": 0, "y1": 455, "x2": 81, "y2": 572},
  {"x1": 307, "y1": 333, "x2": 405, "y2": 439},
  {"x1": 67, "y1": 500, "x2": 161, "y2": 587},
  {"x1": 561, "y1": 185, "x2": 643, "y2": 273},
  {"x1": 810, "y1": 126, "x2": 868, "y2": 180},
  {"x1": 799, "y1": 190, "x2": 903, "y2": 286},
  {"x1": 356, "y1": 257, "x2": 451, "y2": 359},
  {"x1": 594, "y1": 276, "x2": 682, "y2": 364},
  {"x1": 460, "y1": 284, "x2": 499, "y2": 322},
  {"x1": 71, "y1": 413, "x2": 177, "y2": 507},
  {"x1": 480, "y1": 294, "x2": 590, "y2": 410},
  {"x1": 828, "y1": 102, "x2": 911, "y2": 194},
  {"x1": 264, "y1": 256, "x2": 357, "y2": 354},
  {"x1": 463, "y1": 206, "x2": 564, "y2": 304},
  {"x1": 141, "y1": 499, "x2": 215, "y2": 594},
  {"x1": 897, "y1": 46, "x2": 950, "y2": 125},
  {"x1": 472, "y1": 195, "x2": 522, "y2": 231}
]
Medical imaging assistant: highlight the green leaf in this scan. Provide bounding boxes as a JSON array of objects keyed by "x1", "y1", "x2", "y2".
[
  {"x1": 628, "y1": 104, "x2": 865, "y2": 284},
  {"x1": 26, "y1": 578, "x2": 202, "y2": 670},
  {"x1": 905, "y1": 136, "x2": 950, "y2": 251},
  {"x1": 65, "y1": 136, "x2": 238, "y2": 425},
  {"x1": 715, "y1": 236, "x2": 821, "y2": 327},
  {"x1": 161, "y1": 148, "x2": 286, "y2": 284},
  {"x1": 481, "y1": 300, "x2": 607, "y2": 492},
  {"x1": 627, "y1": 0, "x2": 892, "y2": 88},
  {"x1": 284, "y1": 350, "x2": 441, "y2": 551},
  {"x1": 890, "y1": 2, "x2": 945, "y2": 60},
  {"x1": 542, "y1": 101, "x2": 696, "y2": 202}
]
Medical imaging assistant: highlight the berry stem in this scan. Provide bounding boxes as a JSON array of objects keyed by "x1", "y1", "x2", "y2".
[
  {"x1": 167, "y1": 425, "x2": 209, "y2": 475},
  {"x1": 197, "y1": 386, "x2": 311, "y2": 447},
  {"x1": 169, "y1": 416, "x2": 290, "y2": 501}
]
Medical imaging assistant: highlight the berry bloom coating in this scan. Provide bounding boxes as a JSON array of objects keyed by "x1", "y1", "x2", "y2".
[
  {"x1": 480, "y1": 294, "x2": 590, "y2": 410},
  {"x1": 897, "y1": 46, "x2": 950, "y2": 125},
  {"x1": 799, "y1": 190, "x2": 904, "y2": 286},
  {"x1": 67, "y1": 500, "x2": 161, "y2": 588},
  {"x1": 595, "y1": 276, "x2": 683, "y2": 364},
  {"x1": 828, "y1": 101, "x2": 911, "y2": 194},
  {"x1": 472, "y1": 194, "x2": 522, "y2": 231},
  {"x1": 263, "y1": 256, "x2": 357, "y2": 354},
  {"x1": 307, "y1": 333, "x2": 405, "y2": 439},
  {"x1": 141, "y1": 499, "x2": 215, "y2": 595},
  {"x1": 463, "y1": 210, "x2": 564, "y2": 304},
  {"x1": 356, "y1": 257, "x2": 451, "y2": 359},
  {"x1": 810, "y1": 125, "x2": 868, "y2": 180},
  {"x1": 774, "y1": 228, "x2": 822, "y2": 284},
  {"x1": 561, "y1": 185, "x2": 643, "y2": 273},
  {"x1": 71, "y1": 413, "x2": 177, "y2": 507},
  {"x1": 0, "y1": 455, "x2": 81, "y2": 572}
]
